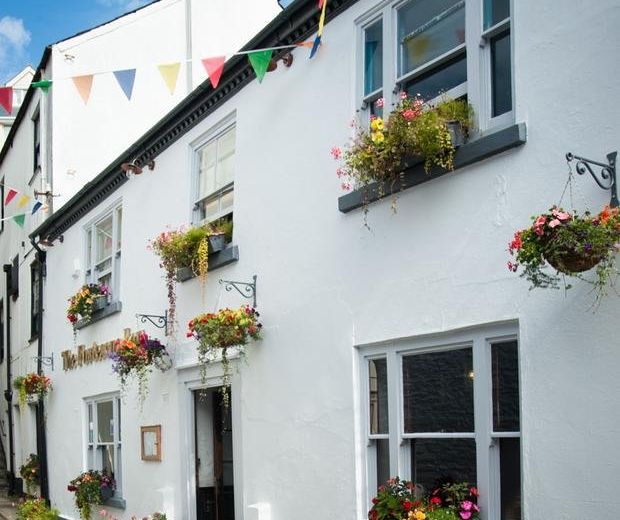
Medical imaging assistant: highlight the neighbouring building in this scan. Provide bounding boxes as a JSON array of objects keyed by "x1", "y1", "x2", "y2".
[
  {"x1": 22, "y1": 0, "x2": 620, "y2": 519},
  {"x1": 0, "y1": 0, "x2": 280, "y2": 503},
  {"x1": 0, "y1": 66, "x2": 35, "y2": 148}
]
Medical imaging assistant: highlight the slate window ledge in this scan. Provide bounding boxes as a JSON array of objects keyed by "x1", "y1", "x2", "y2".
[
  {"x1": 338, "y1": 123, "x2": 527, "y2": 213},
  {"x1": 177, "y1": 245, "x2": 239, "y2": 282},
  {"x1": 103, "y1": 497, "x2": 126, "y2": 510},
  {"x1": 74, "y1": 301, "x2": 123, "y2": 330}
]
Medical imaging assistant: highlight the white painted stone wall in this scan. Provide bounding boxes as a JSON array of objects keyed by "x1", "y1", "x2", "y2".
[{"x1": 41, "y1": 0, "x2": 620, "y2": 519}]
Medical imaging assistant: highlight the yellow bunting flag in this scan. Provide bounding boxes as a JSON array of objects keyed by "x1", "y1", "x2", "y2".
[
  {"x1": 16, "y1": 195, "x2": 30, "y2": 209},
  {"x1": 72, "y1": 75, "x2": 94, "y2": 104},
  {"x1": 158, "y1": 63, "x2": 181, "y2": 94}
]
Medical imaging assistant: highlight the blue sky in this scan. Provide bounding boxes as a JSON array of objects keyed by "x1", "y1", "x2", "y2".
[{"x1": 0, "y1": 0, "x2": 152, "y2": 83}]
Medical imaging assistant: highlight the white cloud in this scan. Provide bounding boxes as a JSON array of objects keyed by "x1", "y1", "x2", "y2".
[{"x1": 0, "y1": 17, "x2": 31, "y2": 84}]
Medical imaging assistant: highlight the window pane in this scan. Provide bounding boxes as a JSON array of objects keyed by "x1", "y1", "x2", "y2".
[
  {"x1": 364, "y1": 19, "x2": 383, "y2": 95},
  {"x1": 217, "y1": 128, "x2": 235, "y2": 188},
  {"x1": 500, "y1": 438, "x2": 521, "y2": 520},
  {"x1": 86, "y1": 230, "x2": 92, "y2": 268},
  {"x1": 95, "y1": 216, "x2": 113, "y2": 263},
  {"x1": 369, "y1": 359, "x2": 388, "y2": 434},
  {"x1": 98, "y1": 445, "x2": 115, "y2": 477},
  {"x1": 398, "y1": 0, "x2": 465, "y2": 76},
  {"x1": 198, "y1": 141, "x2": 217, "y2": 198},
  {"x1": 204, "y1": 198, "x2": 219, "y2": 219},
  {"x1": 484, "y1": 0, "x2": 510, "y2": 29},
  {"x1": 375, "y1": 439, "x2": 390, "y2": 490},
  {"x1": 492, "y1": 340, "x2": 519, "y2": 432},
  {"x1": 97, "y1": 401, "x2": 114, "y2": 443},
  {"x1": 87, "y1": 446, "x2": 94, "y2": 469},
  {"x1": 409, "y1": 438, "x2": 476, "y2": 492},
  {"x1": 370, "y1": 101, "x2": 383, "y2": 120},
  {"x1": 88, "y1": 404, "x2": 94, "y2": 443},
  {"x1": 116, "y1": 208, "x2": 122, "y2": 250},
  {"x1": 404, "y1": 52, "x2": 467, "y2": 101},
  {"x1": 491, "y1": 30, "x2": 512, "y2": 117},
  {"x1": 403, "y1": 348, "x2": 474, "y2": 433},
  {"x1": 117, "y1": 398, "x2": 121, "y2": 442}
]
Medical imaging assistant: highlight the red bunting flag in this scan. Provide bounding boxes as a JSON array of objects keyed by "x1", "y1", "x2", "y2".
[
  {"x1": 318, "y1": 0, "x2": 325, "y2": 7},
  {"x1": 4, "y1": 189, "x2": 17, "y2": 206},
  {"x1": 0, "y1": 87, "x2": 13, "y2": 114},
  {"x1": 202, "y1": 57, "x2": 226, "y2": 89}
]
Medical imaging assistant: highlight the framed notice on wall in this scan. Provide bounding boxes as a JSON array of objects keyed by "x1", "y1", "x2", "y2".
[{"x1": 141, "y1": 425, "x2": 162, "y2": 461}]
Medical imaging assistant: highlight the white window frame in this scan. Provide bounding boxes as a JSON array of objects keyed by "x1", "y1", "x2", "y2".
[
  {"x1": 84, "y1": 393, "x2": 123, "y2": 498},
  {"x1": 358, "y1": 321, "x2": 521, "y2": 520},
  {"x1": 190, "y1": 112, "x2": 236, "y2": 225},
  {"x1": 355, "y1": 0, "x2": 514, "y2": 133},
  {"x1": 84, "y1": 201, "x2": 122, "y2": 300}
]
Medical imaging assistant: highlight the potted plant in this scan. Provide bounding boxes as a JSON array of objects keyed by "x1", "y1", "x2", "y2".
[
  {"x1": 67, "y1": 283, "x2": 110, "y2": 330},
  {"x1": 187, "y1": 305, "x2": 262, "y2": 408},
  {"x1": 332, "y1": 94, "x2": 473, "y2": 217},
  {"x1": 150, "y1": 220, "x2": 232, "y2": 333},
  {"x1": 368, "y1": 477, "x2": 480, "y2": 520},
  {"x1": 67, "y1": 470, "x2": 115, "y2": 520},
  {"x1": 108, "y1": 332, "x2": 171, "y2": 405},
  {"x1": 19, "y1": 453, "x2": 39, "y2": 493},
  {"x1": 16, "y1": 498, "x2": 60, "y2": 520},
  {"x1": 508, "y1": 205, "x2": 620, "y2": 299},
  {"x1": 13, "y1": 373, "x2": 52, "y2": 407}
]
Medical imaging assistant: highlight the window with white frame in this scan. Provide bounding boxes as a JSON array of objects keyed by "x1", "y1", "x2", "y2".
[
  {"x1": 85, "y1": 204, "x2": 122, "y2": 297},
  {"x1": 359, "y1": 0, "x2": 512, "y2": 130},
  {"x1": 193, "y1": 123, "x2": 235, "y2": 224},
  {"x1": 86, "y1": 395, "x2": 122, "y2": 497},
  {"x1": 362, "y1": 325, "x2": 521, "y2": 520}
]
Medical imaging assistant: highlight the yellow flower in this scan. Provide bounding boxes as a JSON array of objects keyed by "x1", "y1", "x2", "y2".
[
  {"x1": 370, "y1": 117, "x2": 384, "y2": 131},
  {"x1": 371, "y1": 131, "x2": 385, "y2": 144}
]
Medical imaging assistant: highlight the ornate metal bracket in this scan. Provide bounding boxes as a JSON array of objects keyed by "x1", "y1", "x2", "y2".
[
  {"x1": 136, "y1": 311, "x2": 168, "y2": 335},
  {"x1": 219, "y1": 275, "x2": 257, "y2": 308},
  {"x1": 566, "y1": 151, "x2": 618, "y2": 207},
  {"x1": 33, "y1": 353, "x2": 54, "y2": 371}
]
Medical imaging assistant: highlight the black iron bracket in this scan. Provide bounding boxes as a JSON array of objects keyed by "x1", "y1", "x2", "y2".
[
  {"x1": 33, "y1": 353, "x2": 54, "y2": 371},
  {"x1": 219, "y1": 274, "x2": 257, "y2": 308},
  {"x1": 566, "y1": 151, "x2": 618, "y2": 208},
  {"x1": 136, "y1": 311, "x2": 168, "y2": 335}
]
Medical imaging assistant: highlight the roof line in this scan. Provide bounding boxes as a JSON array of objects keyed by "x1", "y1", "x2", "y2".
[{"x1": 32, "y1": 0, "x2": 358, "y2": 241}]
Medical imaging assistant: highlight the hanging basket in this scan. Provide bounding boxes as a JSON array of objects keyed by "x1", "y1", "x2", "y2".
[{"x1": 543, "y1": 230, "x2": 606, "y2": 274}]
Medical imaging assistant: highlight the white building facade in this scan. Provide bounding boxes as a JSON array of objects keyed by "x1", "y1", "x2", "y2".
[{"x1": 28, "y1": 0, "x2": 620, "y2": 519}]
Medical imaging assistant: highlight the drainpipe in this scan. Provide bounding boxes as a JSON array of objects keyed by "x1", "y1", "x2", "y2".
[
  {"x1": 2, "y1": 264, "x2": 15, "y2": 494},
  {"x1": 30, "y1": 239, "x2": 49, "y2": 503}
]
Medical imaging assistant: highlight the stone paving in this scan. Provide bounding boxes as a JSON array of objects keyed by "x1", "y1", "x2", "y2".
[{"x1": 0, "y1": 491, "x2": 18, "y2": 520}]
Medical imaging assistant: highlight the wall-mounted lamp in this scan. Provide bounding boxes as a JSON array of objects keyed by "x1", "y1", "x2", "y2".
[
  {"x1": 266, "y1": 52, "x2": 294, "y2": 73},
  {"x1": 121, "y1": 159, "x2": 155, "y2": 177}
]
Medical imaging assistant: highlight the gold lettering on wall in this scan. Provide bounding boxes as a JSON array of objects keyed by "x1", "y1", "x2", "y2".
[{"x1": 61, "y1": 328, "x2": 139, "y2": 371}]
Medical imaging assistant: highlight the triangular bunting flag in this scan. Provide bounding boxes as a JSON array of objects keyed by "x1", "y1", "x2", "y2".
[
  {"x1": 318, "y1": 0, "x2": 325, "y2": 7},
  {"x1": 113, "y1": 69, "x2": 137, "y2": 100},
  {"x1": 12, "y1": 214, "x2": 25, "y2": 228},
  {"x1": 72, "y1": 75, "x2": 94, "y2": 104},
  {"x1": 248, "y1": 50, "x2": 273, "y2": 83},
  {"x1": 0, "y1": 87, "x2": 13, "y2": 114},
  {"x1": 158, "y1": 63, "x2": 181, "y2": 94},
  {"x1": 309, "y1": 36, "x2": 322, "y2": 59},
  {"x1": 297, "y1": 41, "x2": 315, "y2": 49},
  {"x1": 16, "y1": 194, "x2": 29, "y2": 209},
  {"x1": 31, "y1": 80, "x2": 52, "y2": 92},
  {"x1": 202, "y1": 57, "x2": 226, "y2": 89},
  {"x1": 4, "y1": 189, "x2": 17, "y2": 206},
  {"x1": 31, "y1": 201, "x2": 43, "y2": 215}
]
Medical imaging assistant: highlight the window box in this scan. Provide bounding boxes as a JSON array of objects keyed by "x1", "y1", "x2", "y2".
[
  {"x1": 75, "y1": 301, "x2": 122, "y2": 330},
  {"x1": 338, "y1": 123, "x2": 526, "y2": 213},
  {"x1": 208, "y1": 232, "x2": 226, "y2": 254},
  {"x1": 177, "y1": 245, "x2": 239, "y2": 283},
  {"x1": 101, "y1": 487, "x2": 114, "y2": 501}
]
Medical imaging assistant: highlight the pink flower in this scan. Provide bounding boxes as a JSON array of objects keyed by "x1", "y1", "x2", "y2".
[
  {"x1": 469, "y1": 487, "x2": 479, "y2": 496},
  {"x1": 551, "y1": 208, "x2": 571, "y2": 221},
  {"x1": 341, "y1": 182, "x2": 352, "y2": 191},
  {"x1": 375, "y1": 97, "x2": 385, "y2": 108},
  {"x1": 400, "y1": 91, "x2": 408, "y2": 100},
  {"x1": 402, "y1": 109, "x2": 417, "y2": 121},
  {"x1": 330, "y1": 146, "x2": 342, "y2": 160},
  {"x1": 461, "y1": 501, "x2": 473, "y2": 511},
  {"x1": 336, "y1": 168, "x2": 344, "y2": 178},
  {"x1": 507, "y1": 261, "x2": 517, "y2": 272},
  {"x1": 459, "y1": 512, "x2": 472, "y2": 520},
  {"x1": 473, "y1": 504, "x2": 480, "y2": 512},
  {"x1": 548, "y1": 219, "x2": 561, "y2": 228}
]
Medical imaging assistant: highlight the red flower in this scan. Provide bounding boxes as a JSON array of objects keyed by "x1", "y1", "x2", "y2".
[
  {"x1": 430, "y1": 496, "x2": 442, "y2": 505},
  {"x1": 67, "y1": 485, "x2": 77, "y2": 492},
  {"x1": 403, "y1": 501, "x2": 412, "y2": 511}
]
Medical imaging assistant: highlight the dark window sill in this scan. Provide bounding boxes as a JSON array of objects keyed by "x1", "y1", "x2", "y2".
[
  {"x1": 338, "y1": 122, "x2": 527, "y2": 213},
  {"x1": 177, "y1": 245, "x2": 239, "y2": 282},
  {"x1": 75, "y1": 301, "x2": 123, "y2": 330},
  {"x1": 103, "y1": 496, "x2": 126, "y2": 510}
]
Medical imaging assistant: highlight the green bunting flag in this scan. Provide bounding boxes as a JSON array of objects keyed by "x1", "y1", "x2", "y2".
[
  {"x1": 248, "y1": 50, "x2": 273, "y2": 83},
  {"x1": 12, "y1": 214, "x2": 25, "y2": 228},
  {"x1": 32, "y1": 80, "x2": 52, "y2": 92}
]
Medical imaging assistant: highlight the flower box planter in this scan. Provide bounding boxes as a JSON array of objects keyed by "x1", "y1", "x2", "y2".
[
  {"x1": 208, "y1": 233, "x2": 226, "y2": 254},
  {"x1": 92, "y1": 296, "x2": 109, "y2": 312},
  {"x1": 447, "y1": 120, "x2": 466, "y2": 148},
  {"x1": 101, "y1": 486, "x2": 114, "y2": 501},
  {"x1": 26, "y1": 394, "x2": 40, "y2": 405},
  {"x1": 176, "y1": 266, "x2": 194, "y2": 282}
]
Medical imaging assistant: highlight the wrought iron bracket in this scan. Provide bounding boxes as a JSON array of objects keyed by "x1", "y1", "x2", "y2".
[
  {"x1": 566, "y1": 151, "x2": 618, "y2": 207},
  {"x1": 136, "y1": 311, "x2": 168, "y2": 335},
  {"x1": 219, "y1": 275, "x2": 257, "y2": 308},
  {"x1": 33, "y1": 353, "x2": 54, "y2": 371}
]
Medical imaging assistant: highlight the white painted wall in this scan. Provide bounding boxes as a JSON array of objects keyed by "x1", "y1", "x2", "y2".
[{"x1": 40, "y1": 0, "x2": 620, "y2": 519}]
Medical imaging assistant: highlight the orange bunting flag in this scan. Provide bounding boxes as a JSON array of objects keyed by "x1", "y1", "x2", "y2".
[
  {"x1": 72, "y1": 75, "x2": 94, "y2": 104},
  {"x1": 0, "y1": 87, "x2": 13, "y2": 114},
  {"x1": 4, "y1": 189, "x2": 17, "y2": 206},
  {"x1": 202, "y1": 57, "x2": 226, "y2": 89},
  {"x1": 16, "y1": 194, "x2": 29, "y2": 209},
  {"x1": 158, "y1": 63, "x2": 181, "y2": 94},
  {"x1": 297, "y1": 41, "x2": 315, "y2": 49}
]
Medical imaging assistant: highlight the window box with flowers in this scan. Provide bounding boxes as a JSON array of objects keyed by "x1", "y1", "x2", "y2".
[
  {"x1": 67, "y1": 470, "x2": 115, "y2": 520},
  {"x1": 67, "y1": 283, "x2": 120, "y2": 332},
  {"x1": 19, "y1": 453, "x2": 40, "y2": 494}
]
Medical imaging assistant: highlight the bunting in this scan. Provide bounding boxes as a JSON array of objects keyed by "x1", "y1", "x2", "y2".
[
  {"x1": 16, "y1": 194, "x2": 30, "y2": 209},
  {"x1": 202, "y1": 57, "x2": 226, "y2": 89},
  {"x1": 158, "y1": 63, "x2": 181, "y2": 94},
  {"x1": 248, "y1": 50, "x2": 273, "y2": 83},
  {"x1": 73, "y1": 75, "x2": 94, "y2": 104},
  {"x1": 32, "y1": 80, "x2": 52, "y2": 92},
  {"x1": 12, "y1": 214, "x2": 25, "y2": 228},
  {"x1": 31, "y1": 201, "x2": 43, "y2": 215},
  {"x1": 4, "y1": 189, "x2": 17, "y2": 206},
  {"x1": 0, "y1": 87, "x2": 12, "y2": 114},
  {"x1": 113, "y1": 69, "x2": 137, "y2": 100},
  {"x1": 310, "y1": 0, "x2": 328, "y2": 59}
]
